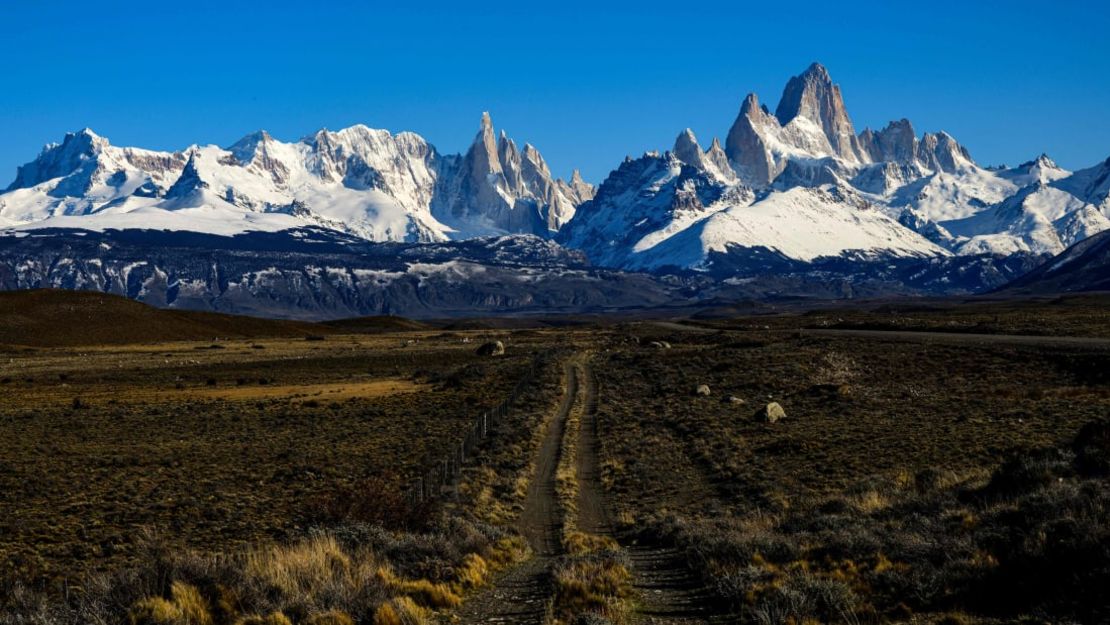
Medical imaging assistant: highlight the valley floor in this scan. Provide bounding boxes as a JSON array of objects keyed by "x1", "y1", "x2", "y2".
[{"x1": 2, "y1": 296, "x2": 1109, "y2": 624}]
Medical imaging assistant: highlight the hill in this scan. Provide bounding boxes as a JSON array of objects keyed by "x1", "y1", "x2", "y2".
[
  {"x1": 321, "y1": 315, "x2": 432, "y2": 333},
  {"x1": 0, "y1": 289, "x2": 331, "y2": 347},
  {"x1": 1000, "y1": 229, "x2": 1110, "y2": 293}
]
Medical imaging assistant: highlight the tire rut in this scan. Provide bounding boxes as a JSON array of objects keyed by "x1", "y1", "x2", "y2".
[
  {"x1": 576, "y1": 362, "x2": 722, "y2": 625},
  {"x1": 453, "y1": 361, "x2": 578, "y2": 624}
]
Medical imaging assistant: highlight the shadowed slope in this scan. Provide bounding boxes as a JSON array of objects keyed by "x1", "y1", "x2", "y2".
[{"x1": 0, "y1": 289, "x2": 330, "y2": 347}]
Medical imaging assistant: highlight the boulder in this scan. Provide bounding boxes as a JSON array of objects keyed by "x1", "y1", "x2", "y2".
[
  {"x1": 727, "y1": 395, "x2": 747, "y2": 405},
  {"x1": 695, "y1": 384, "x2": 711, "y2": 396},
  {"x1": 648, "y1": 341, "x2": 672, "y2": 349},
  {"x1": 475, "y1": 340, "x2": 505, "y2": 356},
  {"x1": 757, "y1": 402, "x2": 786, "y2": 423}
]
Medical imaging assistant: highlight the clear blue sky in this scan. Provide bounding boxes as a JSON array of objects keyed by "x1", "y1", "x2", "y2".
[{"x1": 2, "y1": 1, "x2": 1108, "y2": 185}]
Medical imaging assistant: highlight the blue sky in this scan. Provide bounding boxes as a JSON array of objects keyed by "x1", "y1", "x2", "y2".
[{"x1": 1, "y1": 1, "x2": 1108, "y2": 184}]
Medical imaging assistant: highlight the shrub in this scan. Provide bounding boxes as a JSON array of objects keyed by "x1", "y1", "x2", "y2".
[
  {"x1": 372, "y1": 597, "x2": 428, "y2": 625},
  {"x1": 305, "y1": 476, "x2": 438, "y2": 531},
  {"x1": 303, "y1": 610, "x2": 354, "y2": 625},
  {"x1": 549, "y1": 549, "x2": 633, "y2": 625},
  {"x1": 129, "y1": 582, "x2": 213, "y2": 625},
  {"x1": 235, "y1": 613, "x2": 293, "y2": 625}
]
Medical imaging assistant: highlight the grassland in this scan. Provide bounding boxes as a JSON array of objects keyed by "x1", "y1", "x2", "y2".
[
  {"x1": 0, "y1": 331, "x2": 538, "y2": 588},
  {"x1": 1, "y1": 291, "x2": 1108, "y2": 624},
  {"x1": 594, "y1": 322, "x2": 1110, "y2": 623}
]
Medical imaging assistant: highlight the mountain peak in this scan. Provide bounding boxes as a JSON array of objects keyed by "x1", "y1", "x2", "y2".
[
  {"x1": 1034, "y1": 153, "x2": 1059, "y2": 169},
  {"x1": 480, "y1": 111, "x2": 494, "y2": 131},
  {"x1": 74, "y1": 127, "x2": 105, "y2": 142},
  {"x1": 775, "y1": 62, "x2": 863, "y2": 163},
  {"x1": 802, "y1": 61, "x2": 831, "y2": 82},
  {"x1": 6, "y1": 128, "x2": 109, "y2": 192},
  {"x1": 739, "y1": 93, "x2": 761, "y2": 116},
  {"x1": 673, "y1": 128, "x2": 703, "y2": 168},
  {"x1": 674, "y1": 128, "x2": 699, "y2": 149}
]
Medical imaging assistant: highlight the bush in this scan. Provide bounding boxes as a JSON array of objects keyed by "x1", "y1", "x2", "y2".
[
  {"x1": 305, "y1": 476, "x2": 438, "y2": 531},
  {"x1": 129, "y1": 582, "x2": 213, "y2": 625}
]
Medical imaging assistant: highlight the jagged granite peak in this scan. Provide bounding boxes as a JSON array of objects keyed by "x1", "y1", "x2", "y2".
[
  {"x1": 775, "y1": 62, "x2": 865, "y2": 163},
  {"x1": 7, "y1": 128, "x2": 108, "y2": 191},
  {"x1": 915, "y1": 131, "x2": 973, "y2": 174},
  {"x1": 706, "y1": 138, "x2": 733, "y2": 178},
  {"x1": 164, "y1": 152, "x2": 208, "y2": 199},
  {"x1": 674, "y1": 129, "x2": 735, "y2": 183},
  {"x1": 673, "y1": 128, "x2": 704, "y2": 166},
  {"x1": 860, "y1": 119, "x2": 918, "y2": 164},
  {"x1": 228, "y1": 130, "x2": 290, "y2": 184},
  {"x1": 497, "y1": 132, "x2": 525, "y2": 194},
  {"x1": 0, "y1": 117, "x2": 595, "y2": 243},
  {"x1": 432, "y1": 113, "x2": 591, "y2": 236},
  {"x1": 725, "y1": 93, "x2": 779, "y2": 187},
  {"x1": 569, "y1": 169, "x2": 595, "y2": 201},
  {"x1": 469, "y1": 111, "x2": 504, "y2": 177}
]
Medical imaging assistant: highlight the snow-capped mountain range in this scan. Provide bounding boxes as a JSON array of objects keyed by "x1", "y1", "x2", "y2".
[
  {"x1": 2, "y1": 62, "x2": 1109, "y2": 315},
  {"x1": 560, "y1": 63, "x2": 1110, "y2": 272},
  {"x1": 0, "y1": 113, "x2": 593, "y2": 243}
]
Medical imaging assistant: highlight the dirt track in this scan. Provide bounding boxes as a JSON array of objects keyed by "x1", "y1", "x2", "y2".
[
  {"x1": 453, "y1": 362, "x2": 578, "y2": 623},
  {"x1": 456, "y1": 358, "x2": 727, "y2": 623},
  {"x1": 575, "y1": 362, "x2": 722, "y2": 625}
]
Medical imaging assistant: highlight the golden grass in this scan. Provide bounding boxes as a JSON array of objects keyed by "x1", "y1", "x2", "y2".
[
  {"x1": 373, "y1": 566, "x2": 460, "y2": 609},
  {"x1": 234, "y1": 613, "x2": 293, "y2": 625},
  {"x1": 129, "y1": 581, "x2": 213, "y2": 625},
  {"x1": 244, "y1": 535, "x2": 366, "y2": 601},
  {"x1": 303, "y1": 610, "x2": 355, "y2": 625},
  {"x1": 373, "y1": 597, "x2": 429, "y2": 625},
  {"x1": 186, "y1": 378, "x2": 422, "y2": 402},
  {"x1": 549, "y1": 556, "x2": 633, "y2": 625}
]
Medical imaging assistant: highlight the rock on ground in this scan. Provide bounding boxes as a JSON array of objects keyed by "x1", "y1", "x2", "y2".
[{"x1": 757, "y1": 402, "x2": 786, "y2": 423}]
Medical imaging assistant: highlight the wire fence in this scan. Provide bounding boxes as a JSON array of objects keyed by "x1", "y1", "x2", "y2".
[{"x1": 406, "y1": 351, "x2": 547, "y2": 503}]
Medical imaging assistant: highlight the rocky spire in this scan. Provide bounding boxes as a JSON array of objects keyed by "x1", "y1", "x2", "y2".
[
  {"x1": 164, "y1": 152, "x2": 208, "y2": 199},
  {"x1": 917, "y1": 131, "x2": 973, "y2": 173},
  {"x1": 568, "y1": 169, "x2": 595, "y2": 202},
  {"x1": 468, "y1": 111, "x2": 503, "y2": 177},
  {"x1": 775, "y1": 62, "x2": 864, "y2": 163},
  {"x1": 725, "y1": 93, "x2": 779, "y2": 186},
  {"x1": 859, "y1": 119, "x2": 918, "y2": 164},
  {"x1": 673, "y1": 129, "x2": 735, "y2": 182},
  {"x1": 706, "y1": 137, "x2": 734, "y2": 181},
  {"x1": 672, "y1": 128, "x2": 704, "y2": 167},
  {"x1": 497, "y1": 132, "x2": 524, "y2": 194}
]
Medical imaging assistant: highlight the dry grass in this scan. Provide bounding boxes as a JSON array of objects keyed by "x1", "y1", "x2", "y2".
[
  {"x1": 0, "y1": 337, "x2": 533, "y2": 584},
  {"x1": 129, "y1": 581, "x2": 214, "y2": 625},
  {"x1": 547, "y1": 548, "x2": 633, "y2": 625},
  {"x1": 594, "y1": 324, "x2": 1110, "y2": 623}
]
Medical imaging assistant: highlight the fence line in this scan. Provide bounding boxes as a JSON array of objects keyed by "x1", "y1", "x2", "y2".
[{"x1": 406, "y1": 352, "x2": 547, "y2": 504}]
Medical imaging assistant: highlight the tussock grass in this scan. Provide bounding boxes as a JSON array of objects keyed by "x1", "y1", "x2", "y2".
[
  {"x1": 648, "y1": 426, "x2": 1110, "y2": 624},
  {"x1": 548, "y1": 551, "x2": 633, "y2": 625},
  {"x1": 129, "y1": 581, "x2": 214, "y2": 625}
]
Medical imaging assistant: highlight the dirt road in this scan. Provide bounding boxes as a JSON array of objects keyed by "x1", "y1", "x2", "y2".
[
  {"x1": 574, "y1": 362, "x2": 722, "y2": 625},
  {"x1": 453, "y1": 362, "x2": 577, "y2": 624}
]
